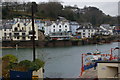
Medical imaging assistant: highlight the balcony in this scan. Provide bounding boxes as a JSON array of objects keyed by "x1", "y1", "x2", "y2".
[{"x1": 13, "y1": 30, "x2": 26, "y2": 32}]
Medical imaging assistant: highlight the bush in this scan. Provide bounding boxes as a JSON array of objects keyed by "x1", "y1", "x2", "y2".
[
  {"x1": 18, "y1": 59, "x2": 45, "y2": 71},
  {"x1": 2, "y1": 54, "x2": 18, "y2": 63},
  {"x1": 29, "y1": 59, "x2": 45, "y2": 71}
]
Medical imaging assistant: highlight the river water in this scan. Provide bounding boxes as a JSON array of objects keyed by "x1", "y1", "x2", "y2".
[{"x1": 2, "y1": 42, "x2": 119, "y2": 78}]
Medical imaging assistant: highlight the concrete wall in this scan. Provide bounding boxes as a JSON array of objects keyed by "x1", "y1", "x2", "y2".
[
  {"x1": 98, "y1": 63, "x2": 119, "y2": 78},
  {"x1": 33, "y1": 67, "x2": 43, "y2": 79}
]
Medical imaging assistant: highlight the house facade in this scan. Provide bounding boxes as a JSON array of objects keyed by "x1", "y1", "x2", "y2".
[
  {"x1": 44, "y1": 20, "x2": 72, "y2": 40},
  {"x1": 113, "y1": 26, "x2": 120, "y2": 35},
  {"x1": 69, "y1": 21, "x2": 80, "y2": 36},
  {"x1": 76, "y1": 23, "x2": 96, "y2": 38},
  {"x1": 99, "y1": 24, "x2": 114, "y2": 35},
  {"x1": 12, "y1": 22, "x2": 38, "y2": 41},
  {"x1": 1, "y1": 19, "x2": 39, "y2": 41},
  {"x1": 2, "y1": 20, "x2": 14, "y2": 41}
]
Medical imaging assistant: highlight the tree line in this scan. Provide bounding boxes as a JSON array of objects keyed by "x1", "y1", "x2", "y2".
[{"x1": 2, "y1": 2, "x2": 119, "y2": 26}]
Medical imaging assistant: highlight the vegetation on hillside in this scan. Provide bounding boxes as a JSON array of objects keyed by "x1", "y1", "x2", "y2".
[{"x1": 2, "y1": 2, "x2": 118, "y2": 26}]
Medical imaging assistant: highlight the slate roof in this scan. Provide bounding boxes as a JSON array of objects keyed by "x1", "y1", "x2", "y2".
[
  {"x1": 2, "y1": 24, "x2": 12, "y2": 29},
  {"x1": 77, "y1": 23, "x2": 94, "y2": 30},
  {"x1": 69, "y1": 21, "x2": 79, "y2": 25},
  {"x1": 100, "y1": 24, "x2": 114, "y2": 30}
]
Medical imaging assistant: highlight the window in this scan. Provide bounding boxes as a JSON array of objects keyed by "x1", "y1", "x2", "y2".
[
  {"x1": 83, "y1": 36, "x2": 85, "y2": 37},
  {"x1": 4, "y1": 33, "x2": 6, "y2": 36},
  {"x1": 65, "y1": 25, "x2": 67, "y2": 28},
  {"x1": 18, "y1": 24, "x2": 20, "y2": 27},
  {"x1": 65, "y1": 29, "x2": 67, "y2": 31},
  {"x1": 53, "y1": 25, "x2": 55, "y2": 28},
  {"x1": 9, "y1": 33, "x2": 11, "y2": 36},
  {"x1": 14, "y1": 33, "x2": 19, "y2": 36},
  {"x1": 59, "y1": 25, "x2": 61, "y2": 28},
  {"x1": 17, "y1": 37, "x2": 19, "y2": 39},
  {"x1": 83, "y1": 30, "x2": 85, "y2": 32},
  {"x1": 22, "y1": 33, "x2": 25, "y2": 35},
  {"x1": 4, "y1": 29, "x2": 6, "y2": 31},
  {"x1": 14, "y1": 27, "x2": 18, "y2": 31},
  {"x1": 59, "y1": 29, "x2": 61, "y2": 32},
  {"x1": 53, "y1": 29, "x2": 55, "y2": 32},
  {"x1": 42, "y1": 27, "x2": 44, "y2": 30},
  {"x1": 83, "y1": 33, "x2": 85, "y2": 35}
]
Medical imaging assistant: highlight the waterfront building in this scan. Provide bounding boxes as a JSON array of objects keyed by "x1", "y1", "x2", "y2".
[
  {"x1": 44, "y1": 19, "x2": 72, "y2": 40},
  {"x1": 1, "y1": 19, "x2": 39, "y2": 41},
  {"x1": 113, "y1": 26, "x2": 120, "y2": 35},
  {"x1": 2, "y1": 20, "x2": 14, "y2": 41},
  {"x1": 12, "y1": 21, "x2": 38, "y2": 41},
  {"x1": 69, "y1": 21, "x2": 80, "y2": 36},
  {"x1": 76, "y1": 23, "x2": 96, "y2": 38},
  {"x1": 99, "y1": 24, "x2": 114, "y2": 35},
  {"x1": 35, "y1": 19, "x2": 45, "y2": 31}
]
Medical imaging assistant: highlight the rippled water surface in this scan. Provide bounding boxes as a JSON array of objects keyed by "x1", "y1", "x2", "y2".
[{"x1": 2, "y1": 42, "x2": 118, "y2": 78}]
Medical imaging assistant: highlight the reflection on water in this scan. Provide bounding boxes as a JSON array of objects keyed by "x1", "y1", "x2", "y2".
[{"x1": 2, "y1": 42, "x2": 118, "y2": 78}]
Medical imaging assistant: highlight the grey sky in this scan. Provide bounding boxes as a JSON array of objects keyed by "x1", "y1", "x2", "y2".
[{"x1": 29, "y1": 0, "x2": 120, "y2": 17}]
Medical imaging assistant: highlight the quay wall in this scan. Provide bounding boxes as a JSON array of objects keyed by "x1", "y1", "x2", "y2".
[{"x1": 1, "y1": 35, "x2": 120, "y2": 48}]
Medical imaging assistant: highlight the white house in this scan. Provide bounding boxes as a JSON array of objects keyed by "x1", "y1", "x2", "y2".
[
  {"x1": 76, "y1": 23, "x2": 96, "y2": 38},
  {"x1": 100, "y1": 24, "x2": 114, "y2": 35},
  {"x1": 44, "y1": 20, "x2": 72, "y2": 40}
]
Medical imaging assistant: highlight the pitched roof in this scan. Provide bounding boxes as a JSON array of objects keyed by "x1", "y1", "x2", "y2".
[{"x1": 77, "y1": 23, "x2": 94, "y2": 30}]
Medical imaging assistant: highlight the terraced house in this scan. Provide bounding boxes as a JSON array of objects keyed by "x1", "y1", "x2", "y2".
[
  {"x1": 76, "y1": 23, "x2": 96, "y2": 38},
  {"x1": 1, "y1": 19, "x2": 38, "y2": 41},
  {"x1": 44, "y1": 19, "x2": 72, "y2": 40}
]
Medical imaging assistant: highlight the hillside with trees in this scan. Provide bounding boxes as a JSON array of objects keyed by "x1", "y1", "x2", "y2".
[{"x1": 2, "y1": 2, "x2": 118, "y2": 26}]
